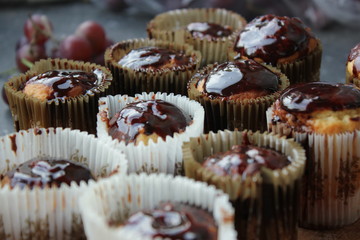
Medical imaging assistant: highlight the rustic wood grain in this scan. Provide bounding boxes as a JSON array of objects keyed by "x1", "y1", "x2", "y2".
[{"x1": 298, "y1": 219, "x2": 360, "y2": 240}]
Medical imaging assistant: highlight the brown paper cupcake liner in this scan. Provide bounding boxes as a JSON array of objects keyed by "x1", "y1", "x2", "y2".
[
  {"x1": 147, "y1": 8, "x2": 246, "y2": 66},
  {"x1": 79, "y1": 173, "x2": 237, "y2": 240},
  {"x1": 228, "y1": 41, "x2": 322, "y2": 84},
  {"x1": 4, "y1": 59, "x2": 113, "y2": 134},
  {"x1": 104, "y1": 38, "x2": 201, "y2": 96},
  {"x1": 0, "y1": 128, "x2": 128, "y2": 240},
  {"x1": 187, "y1": 63, "x2": 289, "y2": 133},
  {"x1": 182, "y1": 130, "x2": 306, "y2": 240},
  {"x1": 267, "y1": 108, "x2": 360, "y2": 229}
]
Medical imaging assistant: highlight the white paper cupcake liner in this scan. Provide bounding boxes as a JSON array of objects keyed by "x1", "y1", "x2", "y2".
[
  {"x1": 79, "y1": 173, "x2": 237, "y2": 240},
  {"x1": 266, "y1": 107, "x2": 360, "y2": 229},
  {"x1": 0, "y1": 128, "x2": 128, "y2": 240},
  {"x1": 97, "y1": 92, "x2": 205, "y2": 175}
]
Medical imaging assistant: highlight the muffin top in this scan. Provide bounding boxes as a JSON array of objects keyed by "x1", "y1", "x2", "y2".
[
  {"x1": 346, "y1": 43, "x2": 360, "y2": 78},
  {"x1": 272, "y1": 82, "x2": 360, "y2": 134},
  {"x1": 1, "y1": 157, "x2": 94, "y2": 189},
  {"x1": 202, "y1": 144, "x2": 290, "y2": 178},
  {"x1": 118, "y1": 47, "x2": 194, "y2": 70},
  {"x1": 186, "y1": 22, "x2": 233, "y2": 40},
  {"x1": 22, "y1": 69, "x2": 105, "y2": 101},
  {"x1": 233, "y1": 14, "x2": 318, "y2": 65},
  {"x1": 108, "y1": 99, "x2": 191, "y2": 145},
  {"x1": 119, "y1": 202, "x2": 217, "y2": 240},
  {"x1": 196, "y1": 59, "x2": 280, "y2": 100}
]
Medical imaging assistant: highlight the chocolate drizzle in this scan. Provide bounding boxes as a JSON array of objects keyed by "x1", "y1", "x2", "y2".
[
  {"x1": 108, "y1": 100, "x2": 191, "y2": 143},
  {"x1": 187, "y1": 22, "x2": 232, "y2": 40},
  {"x1": 280, "y1": 82, "x2": 360, "y2": 113},
  {"x1": 5, "y1": 158, "x2": 94, "y2": 189},
  {"x1": 24, "y1": 69, "x2": 104, "y2": 100},
  {"x1": 348, "y1": 43, "x2": 360, "y2": 75},
  {"x1": 203, "y1": 144, "x2": 290, "y2": 178},
  {"x1": 201, "y1": 60, "x2": 280, "y2": 98},
  {"x1": 122, "y1": 202, "x2": 217, "y2": 239},
  {"x1": 234, "y1": 15, "x2": 315, "y2": 65},
  {"x1": 118, "y1": 47, "x2": 192, "y2": 70}
]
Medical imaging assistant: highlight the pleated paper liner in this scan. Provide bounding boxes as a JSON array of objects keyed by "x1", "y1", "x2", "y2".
[
  {"x1": 79, "y1": 173, "x2": 237, "y2": 240},
  {"x1": 228, "y1": 42, "x2": 322, "y2": 84},
  {"x1": 147, "y1": 8, "x2": 247, "y2": 66},
  {"x1": 4, "y1": 58, "x2": 113, "y2": 134},
  {"x1": 96, "y1": 92, "x2": 204, "y2": 175},
  {"x1": 345, "y1": 65, "x2": 360, "y2": 88},
  {"x1": 266, "y1": 108, "x2": 360, "y2": 229},
  {"x1": 187, "y1": 63, "x2": 289, "y2": 133},
  {"x1": 0, "y1": 128, "x2": 128, "y2": 240},
  {"x1": 104, "y1": 38, "x2": 201, "y2": 96},
  {"x1": 182, "y1": 130, "x2": 306, "y2": 240}
]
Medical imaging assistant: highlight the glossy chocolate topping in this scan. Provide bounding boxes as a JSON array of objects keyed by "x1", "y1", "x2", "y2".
[
  {"x1": 108, "y1": 100, "x2": 191, "y2": 143},
  {"x1": 24, "y1": 69, "x2": 104, "y2": 100},
  {"x1": 4, "y1": 158, "x2": 94, "y2": 189},
  {"x1": 234, "y1": 15, "x2": 315, "y2": 65},
  {"x1": 122, "y1": 202, "x2": 217, "y2": 240},
  {"x1": 187, "y1": 22, "x2": 232, "y2": 40},
  {"x1": 118, "y1": 47, "x2": 192, "y2": 70},
  {"x1": 348, "y1": 43, "x2": 360, "y2": 75},
  {"x1": 201, "y1": 60, "x2": 280, "y2": 98},
  {"x1": 280, "y1": 82, "x2": 360, "y2": 113},
  {"x1": 203, "y1": 144, "x2": 290, "y2": 178}
]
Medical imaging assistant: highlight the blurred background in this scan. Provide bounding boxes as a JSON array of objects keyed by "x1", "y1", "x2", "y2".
[{"x1": 1, "y1": 0, "x2": 360, "y2": 136}]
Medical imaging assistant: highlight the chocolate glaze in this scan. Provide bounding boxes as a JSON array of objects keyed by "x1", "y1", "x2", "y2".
[
  {"x1": 203, "y1": 144, "x2": 290, "y2": 178},
  {"x1": 280, "y1": 82, "x2": 360, "y2": 113},
  {"x1": 118, "y1": 47, "x2": 192, "y2": 70},
  {"x1": 122, "y1": 202, "x2": 217, "y2": 240},
  {"x1": 4, "y1": 158, "x2": 94, "y2": 189},
  {"x1": 201, "y1": 60, "x2": 280, "y2": 98},
  {"x1": 234, "y1": 15, "x2": 315, "y2": 65},
  {"x1": 24, "y1": 69, "x2": 104, "y2": 100},
  {"x1": 348, "y1": 43, "x2": 360, "y2": 75},
  {"x1": 187, "y1": 22, "x2": 232, "y2": 40},
  {"x1": 108, "y1": 100, "x2": 191, "y2": 143}
]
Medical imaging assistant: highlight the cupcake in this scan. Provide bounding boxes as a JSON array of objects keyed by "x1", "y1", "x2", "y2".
[
  {"x1": 346, "y1": 43, "x2": 360, "y2": 87},
  {"x1": 79, "y1": 173, "x2": 237, "y2": 240},
  {"x1": 182, "y1": 130, "x2": 306, "y2": 240},
  {"x1": 104, "y1": 38, "x2": 201, "y2": 96},
  {"x1": 147, "y1": 8, "x2": 246, "y2": 66},
  {"x1": 267, "y1": 82, "x2": 360, "y2": 229},
  {"x1": 0, "y1": 128, "x2": 127, "y2": 239},
  {"x1": 4, "y1": 58, "x2": 113, "y2": 134},
  {"x1": 187, "y1": 59, "x2": 289, "y2": 133},
  {"x1": 229, "y1": 14, "x2": 322, "y2": 84},
  {"x1": 97, "y1": 92, "x2": 204, "y2": 175}
]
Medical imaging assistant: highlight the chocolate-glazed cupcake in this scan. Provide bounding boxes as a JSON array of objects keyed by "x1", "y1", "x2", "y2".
[
  {"x1": 182, "y1": 130, "x2": 306, "y2": 240},
  {"x1": 267, "y1": 82, "x2": 360, "y2": 229},
  {"x1": 1, "y1": 158, "x2": 94, "y2": 189},
  {"x1": 0, "y1": 128, "x2": 127, "y2": 240},
  {"x1": 188, "y1": 59, "x2": 289, "y2": 132},
  {"x1": 147, "y1": 8, "x2": 246, "y2": 66},
  {"x1": 4, "y1": 59, "x2": 113, "y2": 134},
  {"x1": 79, "y1": 173, "x2": 236, "y2": 240},
  {"x1": 346, "y1": 43, "x2": 360, "y2": 87},
  {"x1": 104, "y1": 38, "x2": 201, "y2": 96},
  {"x1": 108, "y1": 99, "x2": 191, "y2": 145},
  {"x1": 97, "y1": 92, "x2": 204, "y2": 175},
  {"x1": 229, "y1": 14, "x2": 322, "y2": 84},
  {"x1": 119, "y1": 202, "x2": 217, "y2": 240}
]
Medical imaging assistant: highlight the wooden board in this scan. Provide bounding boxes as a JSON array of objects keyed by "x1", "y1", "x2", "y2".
[{"x1": 298, "y1": 219, "x2": 360, "y2": 240}]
